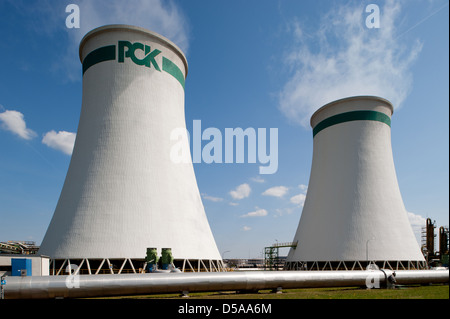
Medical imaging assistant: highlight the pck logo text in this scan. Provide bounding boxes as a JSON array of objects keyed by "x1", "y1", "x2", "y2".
[{"x1": 118, "y1": 41, "x2": 162, "y2": 71}]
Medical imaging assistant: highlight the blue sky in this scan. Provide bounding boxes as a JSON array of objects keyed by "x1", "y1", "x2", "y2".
[{"x1": 0, "y1": 0, "x2": 448, "y2": 259}]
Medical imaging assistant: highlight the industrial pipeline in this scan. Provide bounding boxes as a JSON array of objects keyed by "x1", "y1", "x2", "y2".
[{"x1": 2, "y1": 269, "x2": 448, "y2": 299}]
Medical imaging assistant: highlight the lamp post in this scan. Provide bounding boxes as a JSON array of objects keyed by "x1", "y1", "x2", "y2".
[{"x1": 222, "y1": 250, "x2": 230, "y2": 260}]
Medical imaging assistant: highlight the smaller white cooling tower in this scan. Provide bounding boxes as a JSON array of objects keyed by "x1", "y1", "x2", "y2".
[
  {"x1": 38, "y1": 25, "x2": 223, "y2": 273},
  {"x1": 285, "y1": 96, "x2": 426, "y2": 270}
]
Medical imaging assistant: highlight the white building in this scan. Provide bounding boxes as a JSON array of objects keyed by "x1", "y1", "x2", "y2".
[
  {"x1": 0, "y1": 255, "x2": 49, "y2": 277},
  {"x1": 38, "y1": 25, "x2": 223, "y2": 273},
  {"x1": 285, "y1": 96, "x2": 426, "y2": 271}
]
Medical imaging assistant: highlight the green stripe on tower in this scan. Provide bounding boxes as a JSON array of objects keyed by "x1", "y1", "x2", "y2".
[
  {"x1": 313, "y1": 110, "x2": 391, "y2": 137},
  {"x1": 82, "y1": 45, "x2": 116, "y2": 74},
  {"x1": 82, "y1": 45, "x2": 186, "y2": 90},
  {"x1": 162, "y1": 57, "x2": 185, "y2": 89}
]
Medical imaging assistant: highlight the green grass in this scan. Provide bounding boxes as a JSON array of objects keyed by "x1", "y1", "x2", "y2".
[{"x1": 98, "y1": 284, "x2": 448, "y2": 300}]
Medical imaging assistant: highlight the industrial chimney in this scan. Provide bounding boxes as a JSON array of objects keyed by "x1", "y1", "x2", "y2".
[
  {"x1": 39, "y1": 25, "x2": 223, "y2": 273},
  {"x1": 285, "y1": 96, "x2": 426, "y2": 271}
]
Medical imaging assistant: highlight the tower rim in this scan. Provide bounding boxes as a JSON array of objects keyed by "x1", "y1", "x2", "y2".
[
  {"x1": 78, "y1": 24, "x2": 188, "y2": 77},
  {"x1": 310, "y1": 95, "x2": 394, "y2": 129}
]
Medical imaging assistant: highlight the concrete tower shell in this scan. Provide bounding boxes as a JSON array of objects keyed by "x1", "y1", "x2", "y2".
[
  {"x1": 285, "y1": 96, "x2": 425, "y2": 270},
  {"x1": 38, "y1": 25, "x2": 222, "y2": 271}
]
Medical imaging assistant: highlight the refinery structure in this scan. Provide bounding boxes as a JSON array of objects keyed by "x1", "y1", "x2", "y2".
[{"x1": 1, "y1": 25, "x2": 448, "y2": 299}]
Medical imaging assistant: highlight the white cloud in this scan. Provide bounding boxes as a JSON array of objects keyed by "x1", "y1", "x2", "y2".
[
  {"x1": 241, "y1": 208, "x2": 268, "y2": 218},
  {"x1": 230, "y1": 183, "x2": 251, "y2": 200},
  {"x1": 278, "y1": 0, "x2": 422, "y2": 127},
  {"x1": 42, "y1": 130, "x2": 76, "y2": 155},
  {"x1": 242, "y1": 226, "x2": 251, "y2": 231},
  {"x1": 298, "y1": 184, "x2": 308, "y2": 191},
  {"x1": 290, "y1": 184, "x2": 308, "y2": 206},
  {"x1": 201, "y1": 193, "x2": 224, "y2": 202},
  {"x1": 0, "y1": 110, "x2": 36, "y2": 140},
  {"x1": 290, "y1": 193, "x2": 306, "y2": 206},
  {"x1": 78, "y1": 0, "x2": 188, "y2": 50},
  {"x1": 275, "y1": 207, "x2": 295, "y2": 217},
  {"x1": 250, "y1": 176, "x2": 265, "y2": 183},
  {"x1": 262, "y1": 186, "x2": 289, "y2": 198}
]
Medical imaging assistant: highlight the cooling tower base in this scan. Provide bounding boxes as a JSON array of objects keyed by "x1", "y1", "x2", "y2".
[
  {"x1": 49, "y1": 258, "x2": 226, "y2": 275},
  {"x1": 284, "y1": 260, "x2": 428, "y2": 271}
]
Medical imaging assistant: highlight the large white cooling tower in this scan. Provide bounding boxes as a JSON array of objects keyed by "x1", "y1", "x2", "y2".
[
  {"x1": 285, "y1": 96, "x2": 426, "y2": 271},
  {"x1": 39, "y1": 25, "x2": 223, "y2": 273}
]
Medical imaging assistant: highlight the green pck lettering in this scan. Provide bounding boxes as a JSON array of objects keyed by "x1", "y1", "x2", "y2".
[{"x1": 118, "y1": 40, "x2": 161, "y2": 71}]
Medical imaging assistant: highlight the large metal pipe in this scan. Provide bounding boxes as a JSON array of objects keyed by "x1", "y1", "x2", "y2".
[{"x1": 3, "y1": 269, "x2": 448, "y2": 299}]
